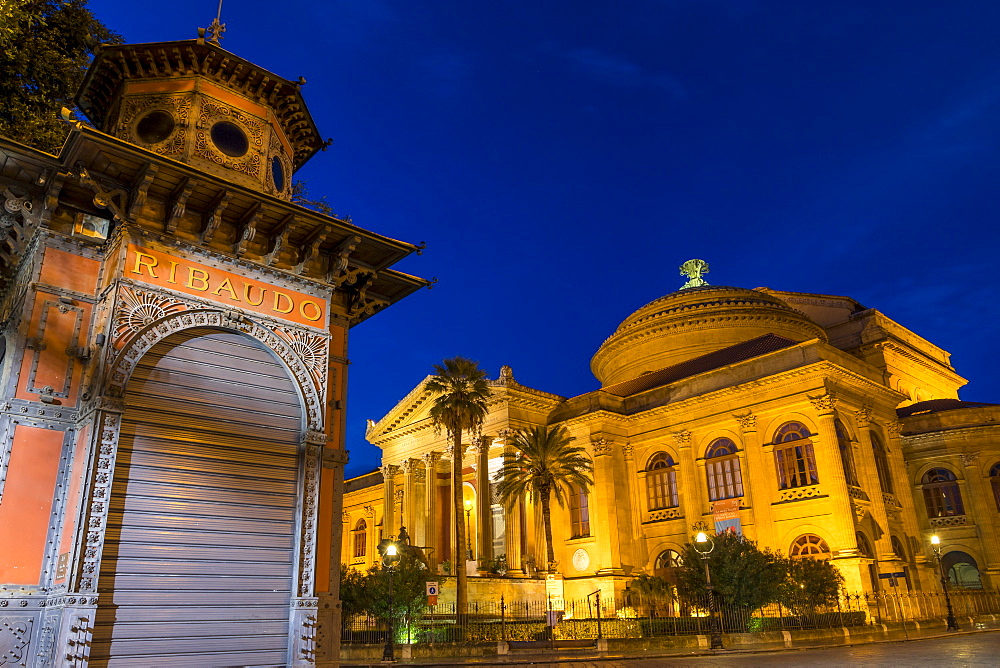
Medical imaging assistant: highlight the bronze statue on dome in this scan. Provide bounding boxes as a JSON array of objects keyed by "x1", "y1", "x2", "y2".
[{"x1": 679, "y1": 259, "x2": 710, "y2": 289}]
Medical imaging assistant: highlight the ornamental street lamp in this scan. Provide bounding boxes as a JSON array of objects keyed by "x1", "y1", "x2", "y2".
[
  {"x1": 930, "y1": 535, "x2": 960, "y2": 631},
  {"x1": 382, "y1": 540, "x2": 401, "y2": 662},
  {"x1": 693, "y1": 531, "x2": 724, "y2": 650},
  {"x1": 464, "y1": 498, "x2": 473, "y2": 561}
]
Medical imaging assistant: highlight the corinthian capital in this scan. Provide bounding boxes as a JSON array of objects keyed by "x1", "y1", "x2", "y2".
[
  {"x1": 808, "y1": 393, "x2": 837, "y2": 414},
  {"x1": 591, "y1": 438, "x2": 613, "y2": 457},
  {"x1": 732, "y1": 411, "x2": 757, "y2": 432},
  {"x1": 672, "y1": 430, "x2": 692, "y2": 446}
]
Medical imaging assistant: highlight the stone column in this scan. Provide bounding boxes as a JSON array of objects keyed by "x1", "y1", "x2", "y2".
[
  {"x1": 592, "y1": 437, "x2": 625, "y2": 574},
  {"x1": 400, "y1": 458, "x2": 419, "y2": 540},
  {"x1": 475, "y1": 437, "x2": 494, "y2": 564},
  {"x1": 381, "y1": 464, "x2": 398, "y2": 542},
  {"x1": 445, "y1": 443, "x2": 461, "y2": 564},
  {"x1": 675, "y1": 430, "x2": 700, "y2": 528},
  {"x1": 734, "y1": 411, "x2": 776, "y2": 546},
  {"x1": 422, "y1": 451, "x2": 441, "y2": 569}
]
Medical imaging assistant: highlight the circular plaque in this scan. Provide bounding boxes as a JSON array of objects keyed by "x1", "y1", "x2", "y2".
[{"x1": 572, "y1": 548, "x2": 590, "y2": 572}]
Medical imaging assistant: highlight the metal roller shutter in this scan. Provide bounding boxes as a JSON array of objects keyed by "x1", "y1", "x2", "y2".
[{"x1": 91, "y1": 328, "x2": 302, "y2": 667}]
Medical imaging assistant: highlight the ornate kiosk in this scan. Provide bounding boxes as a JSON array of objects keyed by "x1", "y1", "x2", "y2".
[{"x1": 0, "y1": 34, "x2": 426, "y2": 666}]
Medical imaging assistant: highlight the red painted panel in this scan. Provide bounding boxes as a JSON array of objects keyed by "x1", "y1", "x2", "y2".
[
  {"x1": 53, "y1": 424, "x2": 90, "y2": 584},
  {"x1": 0, "y1": 426, "x2": 64, "y2": 584},
  {"x1": 38, "y1": 247, "x2": 100, "y2": 295}
]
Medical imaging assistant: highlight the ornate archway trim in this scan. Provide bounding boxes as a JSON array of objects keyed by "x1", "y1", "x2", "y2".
[{"x1": 104, "y1": 305, "x2": 327, "y2": 431}]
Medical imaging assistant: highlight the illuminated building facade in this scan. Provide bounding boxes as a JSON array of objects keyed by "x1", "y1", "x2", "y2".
[
  {"x1": 345, "y1": 281, "x2": 999, "y2": 603},
  {"x1": 0, "y1": 34, "x2": 425, "y2": 666}
]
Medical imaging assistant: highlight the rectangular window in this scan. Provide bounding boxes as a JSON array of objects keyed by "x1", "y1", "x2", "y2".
[
  {"x1": 353, "y1": 531, "x2": 366, "y2": 558},
  {"x1": 775, "y1": 443, "x2": 818, "y2": 489},
  {"x1": 923, "y1": 484, "x2": 965, "y2": 517},
  {"x1": 570, "y1": 485, "x2": 590, "y2": 538}
]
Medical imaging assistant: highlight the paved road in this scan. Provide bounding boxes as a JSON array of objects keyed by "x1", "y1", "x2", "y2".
[{"x1": 515, "y1": 631, "x2": 1000, "y2": 667}]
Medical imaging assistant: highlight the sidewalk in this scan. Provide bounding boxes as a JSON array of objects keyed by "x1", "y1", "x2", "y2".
[{"x1": 339, "y1": 618, "x2": 1000, "y2": 667}]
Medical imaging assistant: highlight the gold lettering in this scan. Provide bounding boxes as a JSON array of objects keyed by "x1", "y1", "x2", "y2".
[
  {"x1": 187, "y1": 267, "x2": 210, "y2": 291},
  {"x1": 272, "y1": 291, "x2": 294, "y2": 314},
  {"x1": 243, "y1": 283, "x2": 266, "y2": 306},
  {"x1": 131, "y1": 251, "x2": 158, "y2": 278},
  {"x1": 167, "y1": 260, "x2": 179, "y2": 284},
  {"x1": 300, "y1": 300, "x2": 323, "y2": 322},
  {"x1": 212, "y1": 277, "x2": 240, "y2": 301}
]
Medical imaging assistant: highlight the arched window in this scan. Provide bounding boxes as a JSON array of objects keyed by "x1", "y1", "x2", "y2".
[
  {"x1": 835, "y1": 419, "x2": 859, "y2": 486},
  {"x1": 646, "y1": 452, "x2": 679, "y2": 510},
  {"x1": 871, "y1": 431, "x2": 894, "y2": 495},
  {"x1": 653, "y1": 549, "x2": 683, "y2": 585},
  {"x1": 353, "y1": 519, "x2": 367, "y2": 558},
  {"x1": 773, "y1": 421, "x2": 819, "y2": 489},
  {"x1": 655, "y1": 549, "x2": 683, "y2": 569},
  {"x1": 922, "y1": 468, "x2": 965, "y2": 518},
  {"x1": 705, "y1": 438, "x2": 743, "y2": 501},
  {"x1": 856, "y1": 531, "x2": 874, "y2": 559},
  {"x1": 990, "y1": 463, "x2": 1000, "y2": 512},
  {"x1": 569, "y1": 483, "x2": 590, "y2": 539},
  {"x1": 790, "y1": 534, "x2": 831, "y2": 560},
  {"x1": 891, "y1": 535, "x2": 908, "y2": 562}
]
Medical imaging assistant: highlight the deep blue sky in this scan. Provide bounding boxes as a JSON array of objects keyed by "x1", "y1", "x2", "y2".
[{"x1": 89, "y1": 1, "x2": 1000, "y2": 478}]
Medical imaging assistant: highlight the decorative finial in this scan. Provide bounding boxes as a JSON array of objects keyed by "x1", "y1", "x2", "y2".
[
  {"x1": 200, "y1": 0, "x2": 226, "y2": 43},
  {"x1": 679, "y1": 259, "x2": 710, "y2": 290}
]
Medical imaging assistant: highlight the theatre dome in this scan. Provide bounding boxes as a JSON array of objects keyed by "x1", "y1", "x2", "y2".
[{"x1": 590, "y1": 285, "x2": 827, "y2": 386}]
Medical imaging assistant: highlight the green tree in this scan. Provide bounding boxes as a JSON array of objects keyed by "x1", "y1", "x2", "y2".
[
  {"x1": 423, "y1": 357, "x2": 491, "y2": 622},
  {"x1": 777, "y1": 556, "x2": 843, "y2": 616},
  {"x1": 339, "y1": 563, "x2": 370, "y2": 621},
  {"x1": 493, "y1": 425, "x2": 594, "y2": 571},
  {"x1": 365, "y1": 552, "x2": 432, "y2": 621},
  {"x1": 0, "y1": 0, "x2": 121, "y2": 152},
  {"x1": 676, "y1": 531, "x2": 784, "y2": 613},
  {"x1": 627, "y1": 572, "x2": 675, "y2": 618}
]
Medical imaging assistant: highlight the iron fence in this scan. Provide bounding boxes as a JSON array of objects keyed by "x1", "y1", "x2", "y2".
[{"x1": 341, "y1": 588, "x2": 1000, "y2": 645}]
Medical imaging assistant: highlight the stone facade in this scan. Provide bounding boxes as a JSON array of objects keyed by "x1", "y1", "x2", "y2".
[{"x1": 345, "y1": 284, "x2": 1000, "y2": 604}]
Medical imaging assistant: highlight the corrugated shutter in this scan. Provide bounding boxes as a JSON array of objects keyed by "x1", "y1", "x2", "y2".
[{"x1": 91, "y1": 328, "x2": 302, "y2": 667}]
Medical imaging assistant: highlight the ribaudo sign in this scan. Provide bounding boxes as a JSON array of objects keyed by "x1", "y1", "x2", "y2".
[{"x1": 126, "y1": 244, "x2": 328, "y2": 328}]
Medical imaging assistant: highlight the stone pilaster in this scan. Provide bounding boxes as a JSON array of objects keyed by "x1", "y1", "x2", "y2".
[
  {"x1": 675, "y1": 430, "x2": 700, "y2": 527},
  {"x1": 591, "y1": 437, "x2": 625, "y2": 574},
  {"x1": 810, "y1": 394, "x2": 857, "y2": 553},
  {"x1": 734, "y1": 411, "x2": 776, "y2": 545}
]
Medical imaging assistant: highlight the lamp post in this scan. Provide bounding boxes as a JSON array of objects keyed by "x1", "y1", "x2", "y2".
[
  {"x1": 464, "y1": 498, "x2": 473, "y2": 561},
  {"x1": 930, "y1": 535, "x2": 959, "y2": 631},
  {"x1": 382, "y1": 540, "x2": 401, "y2": 662},
  {"x1": 693, "y1": 531, "x2": 724, "y2": 650}
]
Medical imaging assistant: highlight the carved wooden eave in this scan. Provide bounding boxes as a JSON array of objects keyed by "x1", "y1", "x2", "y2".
[
  {"x1": 0, "y1": 138, "x2": 63, "y2": 295},
  {"x1": 1, "y1": 124, "x2": 430, "y2": 325},
  {"x1": 75, "y1": 39, "x2": 324, "y2": 169}
]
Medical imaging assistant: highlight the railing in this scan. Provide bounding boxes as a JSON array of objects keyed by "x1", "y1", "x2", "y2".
[{"x1": 341, "y1": 589, "x2": 1000, "y2": 645}]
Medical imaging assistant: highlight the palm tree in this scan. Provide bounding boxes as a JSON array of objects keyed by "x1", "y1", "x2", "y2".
[
  {"x1": 422, "y1": 357, "x2": 491, "y2": 623},
  {"x1": 493, "y1": 425, "x2": 594, "y2": 572}
]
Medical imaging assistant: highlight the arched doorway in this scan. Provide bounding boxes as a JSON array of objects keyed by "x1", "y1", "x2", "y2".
[
  {"x1": 91, "y1": 328, "x2": 304, "y2": 666},
  {"x1": 942, "y1": 551, "x2": 983, "y2": 589}
]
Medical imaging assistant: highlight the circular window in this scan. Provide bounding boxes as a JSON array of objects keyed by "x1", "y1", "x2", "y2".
[
  {"x1": 135, "y1": 110, "x2": 175, "y2": 144},
  {"x1": 210, "y1": 121, "x2": 249, "y2": 157},
  {"x1": 271, "y1": 156, "x2": 286, "y2": 191}
]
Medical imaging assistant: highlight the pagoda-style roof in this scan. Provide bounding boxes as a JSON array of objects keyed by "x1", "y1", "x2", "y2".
[{"x1": 75, "y1": 39, "x2": 325, "y2": 169}]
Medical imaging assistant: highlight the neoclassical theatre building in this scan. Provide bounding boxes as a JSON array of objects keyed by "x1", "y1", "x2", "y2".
[
  {"x1": 0, "y1": 33, "x2": 425, "y2": 666},
  {"x1": 345, "y1": 277, "x2": 1000, "y2": 603}
]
